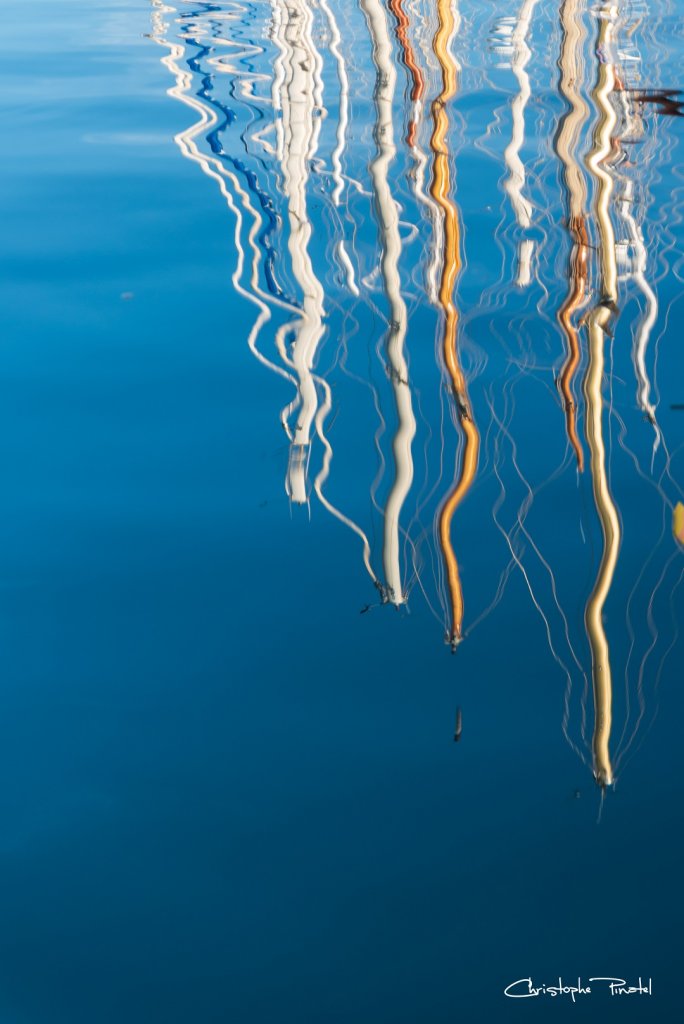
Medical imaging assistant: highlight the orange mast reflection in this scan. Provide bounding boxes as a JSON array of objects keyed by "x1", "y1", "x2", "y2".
[
  {"x1": 388, "y1": 0, "x2": 425, "y2": 148},
  {"x1": 429, "y1": 0, "x2": 479, "y2": 649}
]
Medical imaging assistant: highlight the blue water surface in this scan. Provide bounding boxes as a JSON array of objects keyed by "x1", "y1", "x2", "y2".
[{"x1": 1, "y1": 1, "x2": 683, "y2": 1021}]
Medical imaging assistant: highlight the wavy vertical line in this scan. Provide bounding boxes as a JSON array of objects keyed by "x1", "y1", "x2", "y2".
[
  {"x1": 428, "y1": 0, "x2": 479, "y2": 648},
  {"x1": 318, "y1": 0, "x2": 361, "y2": 299},
  {"x1": 359, "y1": 0, "x2": 416, "y2": 606},
  {"x1": 554, "y1": 0, "x2": 589, "y2": 471},
  {"x1": 387, "y1": 0, "x2": 425, "y2": 148},
  {"x1": 583, "y1": 1, "x2": 621, "y2": 788},
  {"x1": 619, "y1": 179, "x2": 660, "y2": 434},
  {"x1": 502, "y1": 0, "x2": 540, "y2": 286},
  {"x1": 318, "y1": 0, "x2": 349, "y2": 208},
  {"x1": 313, "y1": 376, "x2": 382, "y2": 591},
  {"x1": 149, "y1": 1, "x2": 299, "y2": 396},
  {"x1": 485, "y1": 379, "x2": 593, "y2": 763},
  {"x1": 387, "y1": 1, "x2": 444, "y2": 306},
  {"x1": 185, "y1": 4, "x2": 292, "y2": 305},
  {"x1": 272, "y1": 1, "x2": 327, "y2": 505}
]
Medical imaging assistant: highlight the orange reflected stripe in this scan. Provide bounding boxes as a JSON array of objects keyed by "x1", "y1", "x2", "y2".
[
  {"x1": 388, "y1": 0, "x2": 425, "y2": 147},
  {"x1": 429, "y1": 0, "x2": 479, "y2": 646},
  {"x1": 558, "y1": 217, "x2": 588, "y2": 471}
]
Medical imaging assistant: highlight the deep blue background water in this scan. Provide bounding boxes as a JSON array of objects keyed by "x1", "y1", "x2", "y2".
[{"x1": 1, "y1": 1, "x2": 683, "y2": 1021}]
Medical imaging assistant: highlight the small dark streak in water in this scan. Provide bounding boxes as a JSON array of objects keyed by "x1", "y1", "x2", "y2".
[{"x1": 454, "y1": 707, "x2": 463, "y2": 742}]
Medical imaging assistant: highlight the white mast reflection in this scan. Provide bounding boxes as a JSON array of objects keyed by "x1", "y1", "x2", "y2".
[
  {"x1": 583, "y1": 0, "x2": 622, "y2": 789},
  {"x1": 500, "y1": 0, "x2": 540, "y2": 287},
  {"x1": 360, "y1": 0, "x2": 416, "y2": 606},
  {"x1": 271, "y1": 1, "x2": 327, "y2": 506}
]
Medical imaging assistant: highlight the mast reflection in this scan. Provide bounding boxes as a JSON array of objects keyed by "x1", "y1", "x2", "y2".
[
  {"x1": 583, "y1": 0, "x2": 622, "y2": 788},
  {"x1": 555, "y1": 0, "x2": 589, "y2": 471},
  {"x1": 273, "y1": 1, "x2": 327, "y2": 506},
  {"x1": 502, "y1": 0, "x2": 540, "y2": 287},
  {"x1": 429, "y1": 0, "x2": 479, "y2": 648},
  {"x1": 360, "y1": 0, "x2": 416, "y2": 606}
]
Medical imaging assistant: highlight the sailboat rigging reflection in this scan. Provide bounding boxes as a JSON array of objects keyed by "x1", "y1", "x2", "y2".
[{"x1": 147, "y1": 0, "x2": 684, "y2": 788}]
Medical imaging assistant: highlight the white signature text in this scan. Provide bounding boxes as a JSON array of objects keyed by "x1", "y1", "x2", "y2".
[{"x1": 504, "y1": 977, "x2": 652, "y2": 1002}]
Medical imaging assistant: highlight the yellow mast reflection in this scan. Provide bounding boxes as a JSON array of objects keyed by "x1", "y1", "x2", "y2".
[
  {"x1": 583, "y1": 1, "x2": 621, "y2": 788},
  {"x1": 430, "y1": 0, "x2": 479, "y2": 648},
  {"x1": 555, "y1": 0, "x2": 589, "y2": 471}
]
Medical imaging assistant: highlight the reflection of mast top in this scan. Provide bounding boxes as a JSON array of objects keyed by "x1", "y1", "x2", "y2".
[
  {"x1": 149, "y1": 0, "x2": 300, "y2": 404},
  {"x1": 359, "y1": 0, "x2": 416, "y2": 606},
  {"x1": 583, "y1": 2, "x2": 621, "y2": 789},
  {"x1": 500, "y1": 0, "x2": 540, "y2": 286},
  {"x1": 388, "y1": 0, "x2": 425, "y2": 147},
  {"x1": 430, "y1": 0, "x2": 479, "y2": 648},
  {"x1": 555, "y1": 0, "x2": 589, "y2": 224},
  {"x1": 273, "y1": 1, "x2": 327, "y2": 506},
  {"x1": 555, "y1": 0, "x2": 590, "y2": 471}
]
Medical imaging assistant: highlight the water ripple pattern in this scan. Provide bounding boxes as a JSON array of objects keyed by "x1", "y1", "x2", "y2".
[{"x1": 150, "y1": 0, "x2": 684, "y2": 791}]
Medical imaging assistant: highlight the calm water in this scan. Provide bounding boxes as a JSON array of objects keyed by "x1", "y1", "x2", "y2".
[{"x1": 2, "y1": 0, "x2": 684, "y2": 1020}]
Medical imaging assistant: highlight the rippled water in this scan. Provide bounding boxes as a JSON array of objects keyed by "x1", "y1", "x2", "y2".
[{"x1": 2, "y1": 0, "x2": 684, "y2": 1020}]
